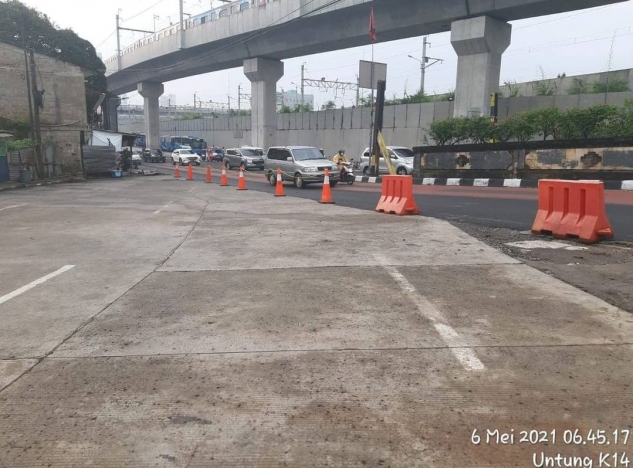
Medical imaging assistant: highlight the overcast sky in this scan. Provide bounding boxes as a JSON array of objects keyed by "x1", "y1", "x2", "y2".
[{"x1": 18, "y1": 0, "x2": 633, "y2": 108}]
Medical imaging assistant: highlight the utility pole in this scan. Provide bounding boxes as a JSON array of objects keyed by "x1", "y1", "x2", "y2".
[
  {"x1": 356, "y1": 75, "x2": 360, "y2": 107},
  {"x1": 28, "y1": 49, "x2": 44, "y2": 179},
  {"x1": 421, "y1": 36, "x2": 428, "y2": 95},
  {"x1": 193, "y1": 92, "x2": 196, "y2": 110},
  {"x1": 179, "y1": 0, "x2": 184, "y2": 49},
  {"x1": 408, "y1": 36, "x2": 443, "y2": 96},
  {"x1": 301, "y1": 63, "x2": 305, "y2": 106},
  {"x1": 116, "y1": 12, "x2": 122, "y2": 71},
  {"x1": 238, "y1": 85, "x2": 241, "y2": 111},
  {"x1": 22, "y1": 39, "x2": 35, "y2": 143}
]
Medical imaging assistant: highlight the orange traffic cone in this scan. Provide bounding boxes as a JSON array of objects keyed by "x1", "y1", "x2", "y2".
[
  {"x1": 186, "y1": 163, "x2": 194, "y2": 181},
  {"x1": 237, "y1": 166, "x2": 247, "y2": 191},
  {"x1": 220, "y1": 167, "x2": 229, "y2": 186},
  {"x1": 205, "y1": 164, "x2": 212, "y2": 183},
  {"x1": 274, "y1": 168, "x2": 286, "y2": 197},
  {"x1": 174, "y1": 164, "x2": 181, "y2": 178},
  {"x1": 319, "y1": 168, "x2": 335, "y2": 204}
]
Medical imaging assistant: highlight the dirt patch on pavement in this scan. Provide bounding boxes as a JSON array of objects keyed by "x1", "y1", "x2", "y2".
[{"x1": 452, "y1": 222, "x2": 633, "y2": 313}]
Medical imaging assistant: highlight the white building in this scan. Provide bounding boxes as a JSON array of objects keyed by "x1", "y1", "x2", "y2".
[
  {"x1": 159, "y1": 94, "x2": 177, "y2": 108},
  {"x1": 276, "y1": 89, "x2": 314, "y2": 110}
]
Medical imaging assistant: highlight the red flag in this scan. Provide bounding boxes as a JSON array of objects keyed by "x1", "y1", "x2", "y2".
[{"x1": 369, "y1": 7, "x2": 376, "y2": 42}]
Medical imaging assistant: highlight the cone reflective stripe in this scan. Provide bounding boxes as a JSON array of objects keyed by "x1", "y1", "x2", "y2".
[
  {"x1": 220, "y1": 167, "x2": 229, "y2": 186},
  {"x1": 205, "y1": 164, "x2": 212, "y2": 183},
  {"x1": 319, "y1": 168, "x2": 335, "y2": 204},
  {"x1": 174, "y1": 165, "x2": 181, "y2": 178},
  {"x1": 237, "y1": 167, "x2": 248, "y2": 190},
  {"x1": 274, "y1": 168, "x2": 286, "y2": 197},
  {"x1": 187, "y1": 163, "x2": 194, "y2": 181}
]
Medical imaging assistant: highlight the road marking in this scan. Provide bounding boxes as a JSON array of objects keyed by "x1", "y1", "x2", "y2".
[
  {"x1": 506, "y1": 240, "x2": 587, "y2": 251},
  {"x1": 189, "y1": 186, "x2": 198, "y2": 193},
  {"x1": 154, "y1": 201, "x2": 173, "y2": 215},
  {"x1": 0, "y1": 265, "x2": 75, "y2": 306},
  {"x1": 0, "y1": 203, "x2": 27, "y2": 212},
  {"x1": 375, "y1": 256, "x2": 485, "y2": 372}
]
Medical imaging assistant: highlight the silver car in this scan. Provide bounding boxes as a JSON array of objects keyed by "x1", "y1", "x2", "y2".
[
  {"x1": 359, "y1": 146, "x2": 415, "y2": 175},
  {"x1": 223, "y1": 148, "x2": 265, "y2": 171},
  {"x1": 264, "y1": 146, "x2": 340, "y2": 189}
]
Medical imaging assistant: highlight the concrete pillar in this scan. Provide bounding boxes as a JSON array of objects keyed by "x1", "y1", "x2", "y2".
[
  {"x1": 137, "y1": 81, "x2": 164, "y2": 149},
  {"x1": 451, "y1": 16, "x2": 511, "y2": 118},
  {"x1": 244, "y1": 58, "x2": 284, "y2": 149}
]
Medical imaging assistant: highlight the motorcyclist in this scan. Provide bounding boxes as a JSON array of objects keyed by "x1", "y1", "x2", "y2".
[{"x1": 332, "y1": 149, "x2": 349, "y2": 180}]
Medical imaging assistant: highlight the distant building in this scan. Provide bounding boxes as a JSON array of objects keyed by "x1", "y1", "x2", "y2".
[
  {"x1": 0, "y1": 41, "x2": 91, "y2": 181},
  {"x1": 277, "y1": 89, "x2": 314, "y2": 110},
  {"x1": 159, "y1": 94, "x2": 177, "y2": 108}
]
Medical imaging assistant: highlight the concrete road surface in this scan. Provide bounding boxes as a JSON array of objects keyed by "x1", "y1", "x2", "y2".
[{"x1": 0, "y1": 176, "x2": 632, "y2": 467}]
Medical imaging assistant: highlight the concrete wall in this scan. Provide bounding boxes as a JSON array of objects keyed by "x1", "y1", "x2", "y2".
[
  {"x1": 119, "y1": 92, "x2": 633, "y2": 160},
  {"x1": 0, "y1": 42, "x2": 88, "y2": 176},
  {"x1": 500, "y1": 68, "x2": 633, "y2": 98}
]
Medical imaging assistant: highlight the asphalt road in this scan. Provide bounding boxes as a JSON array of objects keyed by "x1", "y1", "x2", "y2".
[{"x1": 150, "y1": 161, "x2": 633, "y2": 242}]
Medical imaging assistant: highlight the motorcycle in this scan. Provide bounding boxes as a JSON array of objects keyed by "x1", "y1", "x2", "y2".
[{"x1": 339, "y1": 161, "x2": 355, "y2": 185}]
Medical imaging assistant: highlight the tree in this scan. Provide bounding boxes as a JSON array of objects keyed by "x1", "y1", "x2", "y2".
[
  {"x1": 0, "y1": 0, "x2": 107, "y2": 121},
  {"x1": 503, "y1": 81, "x2": 522, "y2": 98},
  {"x1": 568, "y1": 78, "x2": 588, "y2": 95},
  {"x1": 321, "y1": 100, "x2": 336, "y2": 110}
]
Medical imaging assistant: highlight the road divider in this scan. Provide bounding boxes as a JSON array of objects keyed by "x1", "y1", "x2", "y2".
[
  {"x1": 532, "y1": 180, "x2": 613, "y2": 243},
  {"x1": 375, "y1": 175, "x2": 420, "y2": 216}
]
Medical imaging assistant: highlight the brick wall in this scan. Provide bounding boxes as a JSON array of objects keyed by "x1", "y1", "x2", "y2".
[{"x1": 0, "y1": 42, "x2": 88, "y2": 176}]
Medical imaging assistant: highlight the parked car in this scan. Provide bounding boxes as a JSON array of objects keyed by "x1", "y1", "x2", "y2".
[
  {"x1": 359, "y1": 146, "x2": 415, "y2": 175},
  {"x1": 143, "y1": 148, "x2": 165, "y2": 163},
  {"x1": 172, "y1": 149, "x2": 201, "y2": 166},
  {"x1": 264, "y1": 146, "x2": 340, "y2": 189},
  {"x1": 224, "y1": 148, "x2": 265, "y2": 171}
]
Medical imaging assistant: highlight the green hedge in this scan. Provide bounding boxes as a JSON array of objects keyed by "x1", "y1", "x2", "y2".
[{"x1": 425, "y1": 101, "x2": 633, "y2": 146}]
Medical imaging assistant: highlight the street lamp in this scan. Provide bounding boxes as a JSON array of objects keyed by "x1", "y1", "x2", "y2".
[{"x1": 407, "y1": 55, "x2": 424, "y2": 95}]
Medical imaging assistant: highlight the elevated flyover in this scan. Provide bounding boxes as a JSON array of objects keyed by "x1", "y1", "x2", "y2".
[{"x1": 107, "y1": 0, "x2": 626, "y2": 148}]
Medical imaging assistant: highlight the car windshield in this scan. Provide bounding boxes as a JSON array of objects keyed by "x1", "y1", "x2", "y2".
[
  {"x1": 393, "y1": 148, "x2": 414, "y2": 158},
  {"x1": 292, "y1": 148, "x2": 327, "y2": 161},
  {"x1": 179, "y1": 150, "x2": 194, "y2": 155},
  {"x1": 190, "y1": 141, "x2": 203, "y2": 149},
  {"x1": 241, "y1": 149, "x2": 261, "y2": 157}
]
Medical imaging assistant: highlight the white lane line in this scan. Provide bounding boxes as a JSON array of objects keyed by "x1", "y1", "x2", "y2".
[
  {"x1": 189, "y1": 186, "x2": 198, "y2": 193},
  {"x1": 376, "y1": 257, "x2": 485, "y2": 372},
  {"x1": 0, "y1": 203, "x2": 27, "y2": 212},
  {"x1": 154, "y1": 201, "x2": 173, "y2": 215},
  {"x1": 0, "y1": 265, "x2": 75, "y2": 306}
]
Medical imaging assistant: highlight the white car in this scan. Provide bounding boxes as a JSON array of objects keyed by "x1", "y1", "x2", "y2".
[
  {"x1": 172, "y1": 149, "x2": 201, "y2": 166},
  {"x1": 359, "y1": 146, "x2": 415, "y2": 175}
]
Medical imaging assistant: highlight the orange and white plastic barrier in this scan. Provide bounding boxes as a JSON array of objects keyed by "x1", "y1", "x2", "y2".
[
  {"x1": 375, "y1": 175, "x2": 420, "y2": 216},
  {"x1": 531, "y1": 180, "x2": 613, "y2": 243}
]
